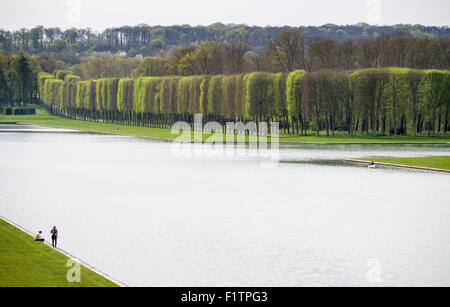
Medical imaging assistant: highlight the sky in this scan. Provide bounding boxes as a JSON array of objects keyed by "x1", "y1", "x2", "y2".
[{"x1": 0, "y1": 0, "x2": 448, "y2": 31}]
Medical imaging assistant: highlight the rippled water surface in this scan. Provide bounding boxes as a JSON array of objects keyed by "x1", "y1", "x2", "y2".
[{"x1": 1, "y1": 124, "x2": 449, "y2": 286}]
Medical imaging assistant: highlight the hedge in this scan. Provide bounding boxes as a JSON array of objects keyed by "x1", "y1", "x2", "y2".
[
  {"x1": 38, "y1": 68, "x2": 449, "y2": 135},
  {"x1": 54, "y1": 70, "x2": 72, "y2": 81}
]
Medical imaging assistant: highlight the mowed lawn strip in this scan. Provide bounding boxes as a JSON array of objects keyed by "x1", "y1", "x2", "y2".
[
  {"x1": 0, "y1": 219, "x2": 118, "y2": 287},
  {"x1": 358, "y1": 156, "x2": 450, "y2": 171},
  {"x1": 0, "y1": 112, "x2": 180, "y2": 140},
  {"x1": 278, "y1": 134, "x2": 450, "y2": 143},
  {"x1": 1, "y1": 109, "x2": 450, "y2": 144}
]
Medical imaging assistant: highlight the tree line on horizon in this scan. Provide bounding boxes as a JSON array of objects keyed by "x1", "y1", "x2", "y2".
[
  {"x1": 57, "y1": 30, "x2": 450, "y2": 81},
  {"x1": 1, "y1": 24, "x2": 449, "y2": 73},
  {"x1": 38, "y1": 67, "x2": 449, "y2": 137},
  {"x1": 1, "y1": 23, "x2": 448, "y2": 57}
]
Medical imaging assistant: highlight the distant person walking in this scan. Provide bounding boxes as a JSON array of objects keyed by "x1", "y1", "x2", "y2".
[{"x1": 50, "y1": 226, "x2": 58, "y2": 248}]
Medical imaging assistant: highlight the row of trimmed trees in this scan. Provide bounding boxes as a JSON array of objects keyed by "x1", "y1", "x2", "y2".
[
  {"x1": 304, "y1": 68, "x2": 449, "y2": 136},
  {"x1": 38, "y1": 68, "x2": 449, "y2": 136}
]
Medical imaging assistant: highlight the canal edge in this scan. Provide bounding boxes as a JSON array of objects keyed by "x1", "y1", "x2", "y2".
[
  {"x1": 13, "y1": 122, "x2": 450, "y2": 145},
  {"x1": 345, "y1": 159, "x2": 450, "y2": 173},
  {"x1": 0, "y1": 215, "x2": 127, "y2": 287}
]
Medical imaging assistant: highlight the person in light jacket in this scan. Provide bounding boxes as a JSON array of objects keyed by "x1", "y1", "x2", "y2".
[{"x1": 34, "y1": 231, "x2": 45, "y2": 242}]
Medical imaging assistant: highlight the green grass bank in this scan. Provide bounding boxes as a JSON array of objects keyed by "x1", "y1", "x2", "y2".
[
  {"x1": 1, "y1": 108, "x2": 450, "y2": 144},
  {"x1": 0, "y1": 218, "x2": 119, "y2": 287},
  {"x1": 357, "y1": 156, "x2": 450, "y2": 171}
]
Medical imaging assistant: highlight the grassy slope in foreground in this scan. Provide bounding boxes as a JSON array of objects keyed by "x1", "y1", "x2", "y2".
[
  {"x1": 0, "y1": 219, "x2": 118, "y2": 287},
  {"x1": 1, "y1": 110, "x2": 450, "y2": 144},
  {"x1": 358, "y1": 156, "x2": 450, "y2": 171}
]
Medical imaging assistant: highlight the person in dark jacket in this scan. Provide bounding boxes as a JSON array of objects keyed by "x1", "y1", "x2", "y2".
[{"x1": 50, "y1": 226, "x2": 58, "y2": 248}]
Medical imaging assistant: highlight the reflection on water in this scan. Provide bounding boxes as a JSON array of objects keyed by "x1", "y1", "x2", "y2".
[
  {"x1": 278, "y1": 143, "x2": 450, "y2": 161},
  {"x1": 0, "y1": 124, "x2": 449, "y2": 286},
  {"x1": 0, "y1": 123, "x2": 83, "y2": 133}
]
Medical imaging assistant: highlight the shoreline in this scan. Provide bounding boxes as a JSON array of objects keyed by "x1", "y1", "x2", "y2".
[
  {"x1": 345, "y1": 159, "x2": 450, "y2": 173},
  {"x1": 9, "y1": 120, "x2": 450, "y2": 145},
  {"x1": 0, "y1": 215, "x2": 127, "y2": 287},
  {"x1": 14, "y1": 121, "x2": 176, "y2": 143}
]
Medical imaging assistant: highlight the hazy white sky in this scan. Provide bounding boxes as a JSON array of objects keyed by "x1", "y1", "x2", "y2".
[{"x1": 0, "y1": 0, "x2": 448, "y2": 31}]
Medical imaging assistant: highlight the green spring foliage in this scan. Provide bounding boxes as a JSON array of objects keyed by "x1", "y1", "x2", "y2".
[
  {"x1": 85, "y1": 81, "x2": 97, "y2": 110},
  {"x1": 176, "y1": 76, "x2": 204, "y2": 115},
  {"x1": 40, "y1": 68, "x2": 449, "y2": 136},
  {"x1": 117, "y1": 79, "x2": 134, "y2": 112},
  {"x1": 286, "y1": 70, "x2": 306, "y2": 118},
  {"x1": 108, "y1": 79, "x2": 119, "y2": 111},
  {"x1": 42, "y1": 79, "x2": 63, "y2": 106},
  {"x1": 138, "y1": 77, "x2": 162, "y2": 113},
  {"x1": 94, "y1": 78, "x2": 119, "y2": 111},
  {"x1": 64, "y1": 74, "x2": 81, "y2": 83},
  {"x1": 95, "y1": 80, "x2": 102, "y2": 111},
  {"x1": 54, "y1": 70, "x2": 72, "y2": 81},
  {"x1": 421, "y1": 70, "x2": 449, "y2": 121},
  {"x1": 133, "y1": 78, "x2": 146, "y2": 113},
  {"x1": 221, "y1": 76, "x2": 236, "y2": 119},
  {"x1": 37, "y1": 72, "x2": 54, "y2": 102},
  {"x1": 245, "y1": 72, "x2": 277, "y2": 119},
  {"x1": 57, "y1": 81, "x2": 78, "y2": 109},
  {"x1": 275, "y1": 73, "x2": 289, "y2": 116},
  {"x1": 235, "y1": 74, "x2": 248, "y2": 119},
  {"x1": 199, "y1": 78, "x2": 209, "y2": 115},
  {"x1": 207, "y1": 75, "x2": 223, "y2": 116},
  {"x1": 76, "y1": 81, "x2": 89, "y2": 109},
  {"x1": 176, "y1": 78, "x2": 189, "y2": 114}
]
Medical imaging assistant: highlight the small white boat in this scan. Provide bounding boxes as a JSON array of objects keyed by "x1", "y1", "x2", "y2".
[{"x1": 368, "y1": 164, "x2": 376, "y2": 169}]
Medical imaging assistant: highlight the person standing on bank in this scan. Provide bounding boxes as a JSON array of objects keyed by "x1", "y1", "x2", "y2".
[{"x1": 50, "y1": 226, "x2": 58, "y2": 248}]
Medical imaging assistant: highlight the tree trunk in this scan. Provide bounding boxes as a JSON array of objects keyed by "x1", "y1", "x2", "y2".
[
  {"x1": 331, "y1": 115, "x2": 335, "y2": 137},
  {"x1": 372, "y1": 112, "x2": 377, "y2": 137},
  {"x1": 445, "y1": 104, "x2": 449, "y2": 134},
  {"x1": 404, "y1": 117, "x2": 407, "y2": 136},
  {"x1": 433, "y1": 115, "x2": 437, "y2": 137},
  {"x1": 316, "y1": 111, "x2": 320, "y2": 137},
  {"x1": 438, "y1": 114, "x2": 441, "y2": 133}
]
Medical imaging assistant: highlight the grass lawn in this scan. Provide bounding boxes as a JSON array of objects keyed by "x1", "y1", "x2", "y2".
[
  {"x1": 0, "y1": 110, "x2": 181, "y2": 140},
  {"x1": 278, "y1": 134, "x2": 450, "y2": 143},
  {"x1": 0, "y1": 219, "x2": 118, "y2": 287},
  {"x1": 1, "y1": 107, "x2": 449, "y2": 144},
  {"x1": 358, "y1": 156, "x2": 450, "y2": 170}
]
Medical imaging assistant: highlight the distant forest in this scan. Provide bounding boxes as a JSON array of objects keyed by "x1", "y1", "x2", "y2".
[{"x1": 1, "y1": 23, "x2": 449, "y2": 60}]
